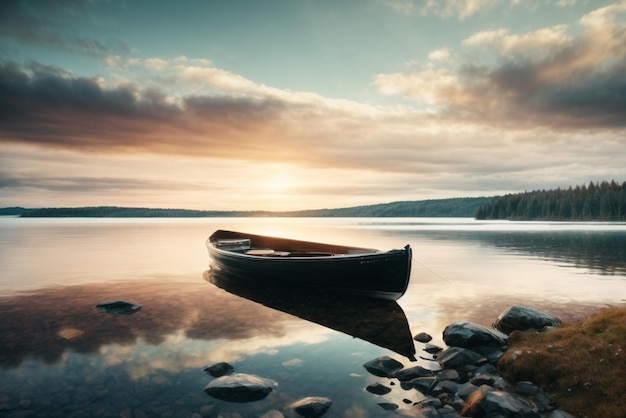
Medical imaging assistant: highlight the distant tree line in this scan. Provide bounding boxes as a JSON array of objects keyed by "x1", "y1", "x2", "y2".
[
  {"x1": 475, "y1": 181, "x2": 626, "y2": 221},
  {"x1": 16, "y1": 206, "x2": 257, "y2": 217},
  {"x1": 3, "y1": 197, "x2": 492, "y2": 218},
  {"x1": 284, "y1": 197, "x2": 493, "y2": 217}
]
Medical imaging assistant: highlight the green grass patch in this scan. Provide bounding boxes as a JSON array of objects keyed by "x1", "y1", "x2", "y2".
[{"x1": 498, "y1": 307, "x2": 626, "y2": 418}]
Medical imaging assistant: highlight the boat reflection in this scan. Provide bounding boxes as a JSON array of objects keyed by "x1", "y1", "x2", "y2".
[{"x1": 205, "y1": 269, "x2": 417, "y2": 361}]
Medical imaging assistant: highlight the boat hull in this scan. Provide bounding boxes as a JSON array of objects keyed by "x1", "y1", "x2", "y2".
[{"x1": 206, "y1": 230, "x2": 412, "y2": 300}]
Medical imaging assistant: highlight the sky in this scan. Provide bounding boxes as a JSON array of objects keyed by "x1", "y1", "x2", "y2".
[{"x1": 1, "y1": 0, "x2": 625, "y2": 211}]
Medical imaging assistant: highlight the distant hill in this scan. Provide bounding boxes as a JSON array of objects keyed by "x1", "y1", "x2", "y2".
[
  {"x1": 281, "y1": 197, "x2": 494, "y2": 217},
  {"x1": 0, "y1": 207, "x2": 32, "y2": 216},
  {"x1": 4, "y1": 197, "x2": 494, "y2": 218}
]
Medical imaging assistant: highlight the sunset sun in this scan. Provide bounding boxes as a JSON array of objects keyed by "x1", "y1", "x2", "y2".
[{"x1": 265, "y1": 174, "x2": 292, "y2": 193}]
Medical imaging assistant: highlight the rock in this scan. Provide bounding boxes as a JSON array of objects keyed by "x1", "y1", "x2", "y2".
[
  {"x1": 95, "y1": 300, "x2": 141, "y2": 315},
  {"x1": 396, "y1": 405, "x2": 440, "y2": 417},
  {"x1": 414, "y1": 332, "x2": 433, "y2": 343},
  {"x1": 411, "y1": 376, "x2": 437, "y2": 394},
  {"x1": 515, "y1": 381, "x2": 539, "y2": 396},
  {"x1": 435, "y1": 368, "x2": 459, "y2": 382},
  {"x1": 260, "y1": 410, "x2": 285, "y2": 418},
  {"x1": 443, "y1": 322, "x2": 508, "y2": 349},
  {"x1": 469, "y1": 345, "x2": 506, "y2": 364},
  {"x1": 289, "y1": 397, "x2": 332, "y2": 418},
  {"x1": 494, "y1": 306, "x2": 562, "y2": 334},
  {"x1": 417, "y1": 398, "x2": 443, "y2": 409},
  {"x1": 433, "y1": 380, "x2": 457, "y2": 395},
  {"x1": 462, "y1": 390, "x2": 540, "y2": 418},
  {"x1": 470, "y1": 374, "x2": 495, "y2": 387},
  {"x1": 423, "y1": 343, "x2": 443, "y2": 354},
  {"x1": 548, "y1": 410, "x2": 578, "y2": 418},
  {"x1": 532, "y1": 391, "x2": 556, "y2": 413},
  {"x1": 377, "y1": 403, "x2": 399, "y2": 411},
  {"x1": 456, "y1": 383, "x2": 494, "y2": 401},
  {"x1": 199, "y1": 405, "x2": 218, "y2": 417},
  {"x1": 394, "y1": 365, "x2": 434, "y2": 381},
  {"x1": 363, "y1": 356, "x2": 404, "y2": 378},
  {"x1": 366, "y1": 383, "x2": 392, "y2": 395},
  {"x1": 203, "y1": 373, "x2": 277, "y2": 403},
  {"x1": 437, "y1": 347, "x2": 486, "y2": 370},
  {"x1": 203, "y1": 362, "x2": 234, "y2": 377}
]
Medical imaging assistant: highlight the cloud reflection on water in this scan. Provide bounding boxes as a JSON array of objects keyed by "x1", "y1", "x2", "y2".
[{"x1": 0, "y1": 278, "x2": 315, "y2": 369}]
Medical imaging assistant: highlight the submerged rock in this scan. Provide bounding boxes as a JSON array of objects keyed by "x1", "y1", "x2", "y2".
[
  {"x1": 203, "y1": 362, "x2": 234, "y2": 377},
  {"x1": 494, "y1": 306, "x2": 562, "y2": 334},
  {"x1": 203, "y1": 373, "x2": 277, "y2": 403},
  {"x1": 95, "y1": 300, "x2": 141, "y2": 315},
  {"x1": 366, "y1": 383, "x2": 392, "y2": 395},
  {"x1": 377, "y1": 403, "x2": 399, "y2": 411},
  {"x1": 289, "y1": 396, "x2": 332, "y2": 418},
  {"x1": 260, "y1": 410, "x2": 285, "y2": 418}
]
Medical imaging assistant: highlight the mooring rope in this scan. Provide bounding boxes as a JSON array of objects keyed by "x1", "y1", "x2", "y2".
[{"x1": 412, "y1": 256, "x2": 452, "y2": 285}]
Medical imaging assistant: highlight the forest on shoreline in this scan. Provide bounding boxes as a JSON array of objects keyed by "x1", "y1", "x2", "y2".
[
  {"x1": 475, "y1": 180, "x2": 626, "y2": 221},
  {"x1": 2, "y1": 181, "x2": 625, "y2": 221},
  {"x1": 1, "y1": 197, "x2": 491, "y2": 218}
]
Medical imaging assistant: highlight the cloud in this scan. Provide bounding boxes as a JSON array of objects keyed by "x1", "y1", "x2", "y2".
[
  {"x1": 428, "y1": 48, "x2": 452, "y2": 63},
  {"x1": 420, "y1": 0, "x2": 500, "y2": 19},
  {"x1": 374, "y1": 2, "x2": 626, "y2": 129},
  {"x1": 383, "y1": 0, "x2": 501, "y2": 19},
  {"x1": 0, "y1": 0, "x2": 130, "y2": 56}
]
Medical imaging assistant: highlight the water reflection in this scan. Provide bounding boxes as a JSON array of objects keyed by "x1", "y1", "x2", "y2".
[
  {"x1": 205, "y1": 269, "x2": 417, "y2": 361},
  {"x1": 0, "y1": 278, "x2": 294, "y2": 369},
  {"x1": 392, "y1": 229, "x2": 626, "y2": 275}
]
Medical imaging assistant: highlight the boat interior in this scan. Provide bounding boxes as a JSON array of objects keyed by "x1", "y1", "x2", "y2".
[{"x1": 209, "y1": 230, "x2": 378, "y2": 257}]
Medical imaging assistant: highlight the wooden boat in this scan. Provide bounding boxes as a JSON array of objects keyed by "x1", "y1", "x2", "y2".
[{"x1": 206, "y1": 230, "x2": 412, "y2": 300}]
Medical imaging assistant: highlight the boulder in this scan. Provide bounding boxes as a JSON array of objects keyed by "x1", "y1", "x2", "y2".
[
  {"x1": 494, "y1": 306, "x2": 562, "y2": 334},
  {"x1": 203, "y1": 362, "x2": 234, "y2": 377},
  {"x1": 463, "y1": 390, "x2": 540, "y2": 418},
  {"x1": 437, "y1": 347, "x2": 486, "y2": 370},
  {"x1": 203, "y1": 373, "x2": 277, "y2": 403},
  {"x1": 443, "y1": 321, "x2": 508, "y2": 348},
  {"x1": 394, "y1": 365, "x2": 434, "y2": 381},
  {"x1": 363, "y1": 356, "x2": 404, "y2": 378},
  {"x1": 289, "y1": 396, "x2": 332, "y2": 418},
  {"x1": 95, "y1": 300, "x2": 141, "y2": 315},
  {"x1": 410, "y1": 376, "x2": 437, "y2": 394}
]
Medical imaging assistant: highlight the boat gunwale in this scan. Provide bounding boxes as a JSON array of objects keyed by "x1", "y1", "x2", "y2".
[
  {"x1": 207, "y1": 229, "x2": 383, "y2": 260},
  {"x1": 208, "y1": 244, "x2": 395, "y2": 262}
]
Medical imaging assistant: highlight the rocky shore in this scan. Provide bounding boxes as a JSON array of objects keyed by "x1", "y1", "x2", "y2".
[
  {"x1": 359, "y1": 305, "x2": 569, "y2": 418},
  {"x1": 203, "y1": 305, "x2": 577, "y2": 418}
]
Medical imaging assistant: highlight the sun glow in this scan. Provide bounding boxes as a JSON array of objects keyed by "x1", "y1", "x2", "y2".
[{"x1": 265, "y1": 174, "x2": 292, "y2": 193}]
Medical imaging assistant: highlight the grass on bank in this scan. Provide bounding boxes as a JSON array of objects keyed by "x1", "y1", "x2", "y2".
[{"x1": 498, "y1": 307, "x2": 626, "y2": 418}]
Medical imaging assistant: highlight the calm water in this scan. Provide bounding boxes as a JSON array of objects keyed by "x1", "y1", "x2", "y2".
[{"x1": 1, "y1": 217, "x2": 625, "y2": 417}]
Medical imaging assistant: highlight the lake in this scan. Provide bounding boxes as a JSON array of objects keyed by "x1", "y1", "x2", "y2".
[{"x1": 1, "y1": 217, "x2": 625, "y2": 417}]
